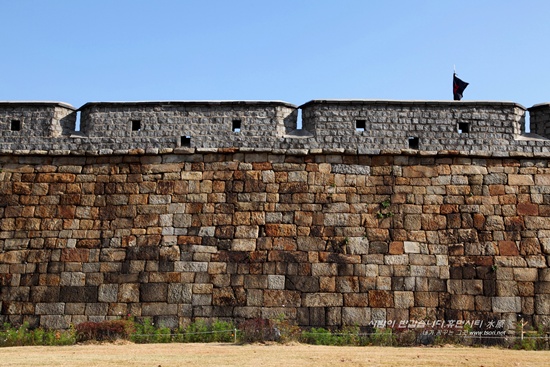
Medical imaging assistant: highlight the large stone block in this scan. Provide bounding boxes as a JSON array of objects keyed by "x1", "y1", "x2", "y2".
[
  {"x1": 368, "y1": 290, "x2": 394, "y2": 308},
  {"x1": 492, "y1": 297, "x2": 521, "y2": 313},
  {"x1": 263, "y1": 290, "x2": 300, "y2": 307},
  {"x1": 59, "y1": 286, "x2": 98, "y2": 303},
  {"x1": 302, "y1": 293, "x2": 343, "y2": 307},
  {"x1": 140, "y1": 283, "x2": 167, "y2": 302},
  {"x1": 342, "y1": 307, "x2": 371, "y2": 326}
]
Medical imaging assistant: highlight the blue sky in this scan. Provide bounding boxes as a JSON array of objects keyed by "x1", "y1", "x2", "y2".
[{"x1": 2, "y1": 0, "x2": 549, "y2": 109}]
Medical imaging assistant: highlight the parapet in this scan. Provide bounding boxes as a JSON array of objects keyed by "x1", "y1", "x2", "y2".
[{"x1": 1, "y1": 99, "x2": 550, "y2": 156}]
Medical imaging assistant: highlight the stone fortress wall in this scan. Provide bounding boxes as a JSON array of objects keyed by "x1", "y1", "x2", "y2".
[{"x1": 1, "y1": 100, "x2": 550, "y2": 332}]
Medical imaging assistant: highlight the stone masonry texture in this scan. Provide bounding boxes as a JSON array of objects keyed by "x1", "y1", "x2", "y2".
[{"x1": 0, "y1": 99, "x2": 550, "y2": 331}]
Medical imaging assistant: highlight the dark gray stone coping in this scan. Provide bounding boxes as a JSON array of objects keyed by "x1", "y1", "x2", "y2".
[
  {"x1": 528, "y1": 102, "x2": 550, "y2": 111},
  {"x1": 299, "y1": 99, "x2": 527, "y2": 110},
  {"x1": 79, "y1": 100, "x2": 297, "y2": 110},
  {"x1": 0, "y1": 101, "x2": 76, "y2": 110}
]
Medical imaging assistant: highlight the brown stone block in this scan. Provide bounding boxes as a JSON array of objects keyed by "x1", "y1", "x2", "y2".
[
  {"x1": 389, "y1": 241, "x2": 404, "y2": 254},
  {"x1": 319, "y1": 277, "x2": 335, "y2": 292},
  {"x1": 286, "y1": 276, "x2": 319, "y2": 293},
  {"x1": 336, "y1": 276, "x2": 359, "y2": 293},
  {"x1": 449, "y1": 244, "x2": 464, "y2": 256},
  {"x1": 60, "y1": 286, "x2": 98, "y2": 303},
  {"x1": 498, "y1": 241, "x2": 519, "y2": 256},
  {"x1": 504, "y1": 216, "x2": 525, "y2": 231},
  {"x1": 474, "y1": 296, "x2": 492, "y2": 311},
  {"x1": 519, "y1": 238, "x2": 541, "y2": 255},
  {"x1": 498, "y1": 194, "x2": 517, "y2": 205},
  {"x1": 343, "y1": 293, "x2": 369, "y2": 307},
  {"x1": 517, "y1": 202, "x2": 538, "y2": 216},
  {"x1": 318, "y1": 252, "x2": 361, "y2": 264},
  {"x1": 302, "y1": 293, "x2": 343, "y2": 307},
  {"x1": 37, "y1": 173, "x2": 75, "y2": 183},
  {"x1": 489, "y1": 185, "x2": 505, "y2": 195},
  {"x1": 414, "y1": 292, "x2": 439, "y2": 307},
  {"x1": 13, "y1": 182, "x2": 32, "y2": 195},
  {"x1": 263, "y1": 290, "x2": 301, "y2": 307},
  {"x1": 450, "y1": 294, "x2": 475, "y2": 310},
  {"x1": 368, "y1": 290, "x2": 394, "y2": 308},
  {"x1": 272, "y1": 237, "x2": 297, "y2": 251},
  {"x1": 264, "y1": 224, "x2": 296, "y2": 237},
  {"x1": 61, "y1": 248, "x2": 89, "y2": 262},
  {"x1": 35, "y1": 205, "x2": 56, "y2": 218},
  {"x1": 366, "y1": 228, "x2": 390, "y2": 242},
  {"x1": 517, "y1": 282, "x2": 534, "y2": 297}
]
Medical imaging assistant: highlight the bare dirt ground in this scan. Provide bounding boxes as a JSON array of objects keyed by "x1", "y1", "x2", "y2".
[{"x1": 0, "y1": 342, "x2": 548, "y2": 367}]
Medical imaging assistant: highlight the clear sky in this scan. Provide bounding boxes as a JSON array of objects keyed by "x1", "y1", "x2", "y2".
[{"x1": 2, "y1": 0, "x2": 549, "y2": 109}]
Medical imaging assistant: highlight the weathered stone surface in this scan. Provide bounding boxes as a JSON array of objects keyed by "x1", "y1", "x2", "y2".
[
  {"x1": 342, "y1": 307, "x2": 371, "y2": 326},
  {"x1": 2, "y1": 144, "x2": 550, "y2": 332},
  {"x1": 140, "y1": 283, "x2": 167, "y2": 302},
  {"x1": 303, "y1": 293, "x2": 343, "y2": 307},
  {"x1": 492, "y1": 296, "x2": 521, "y2": 313}
]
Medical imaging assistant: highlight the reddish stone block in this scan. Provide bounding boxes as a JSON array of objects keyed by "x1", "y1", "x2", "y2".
[
  {"x1": 489, "y1": 185, "x2": 505, "y2": 195},
  {"x1": 498, "y1": 240, "x2": 519, "y2": 256},
  {"x1": 519, "y1": 238, "x2": 542, "y2": 255},
  {"x1": 368, "y1": 290, "x2": 394, "y2": 308},
  {"x1": 517, "y1": 202, "x2": 538, "y2": 216},
  {"x1": 61, "y1": 248, "x2": 89, "y2": 262},
  {"x1": 265, "y1": 224, "x2": 296, "y2": 237},
  {"x1": 440, "y1": 204, "x2": 458, "y2": 214}
]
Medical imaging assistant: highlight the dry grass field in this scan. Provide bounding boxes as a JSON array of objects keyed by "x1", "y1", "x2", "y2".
[{"x1": 0, "y1": 343, "x2": 549, "y2": 367}]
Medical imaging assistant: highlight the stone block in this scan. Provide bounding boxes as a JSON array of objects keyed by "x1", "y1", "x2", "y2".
[
  {"x1": 302, "y1": 293, "x2": 343, "y2": 307},
  {"x1": 312, "y1": 263, "x2": 338, "y2": 276},
  {"x1": 140, "y1": 283, "x2": 167, "y2": 302},
  {"x1": 98, "y1": 284, "x2": 118, "y2": 303},
  {"x1": 142, "y1": 303, "x2": 178, "y2": 316},
  {"x1": 191, "y1": 294, "x2": 212, "y2": 306},
  {"x1": 368, "y1": 290, "x2": 394, "y2": 308},
  {"x1": 59, "y1": 286, "x2": 98, "y2": 303},
  {"x1": 268, "y1": 275, "x2": 285, "y2": 290},
  {"x1": 384, "y1": 254, "x2": 409, "y2": 265},
  {"x1": 244, "y1": 275, "x2": 268, "y2": 289},
  {"x1": 346, "y1": 237, "x2": 369, "y2": 255},
  {"x1": 496, "y1": 280, "x2": 518, "y2": 297},
  {"x1": 451, "y1": 295, "x2": 475, "y2": 310},
  {"x1": 513, "y1": 268, "x2": 538, "y2": 282},
  {"x1": 231, "y1": 239, "x2": 256, "y2": 251},
  {"x1": 286, "y1": 276, "x2": 319, "y2": 293},
  {"x1": 40, "y1": 315, "x2": 70, "y2": 329},
  {"x1": 35, "y1": 303, "x2": 65, "y2": 315},
  {"x1": 394, "y1": 291, "x2": 414, "y2": 308},
  {"x1": 342, "y1": 307, "x2": 371, "y2": 326},
  {"x1": 234, "y1": 306, "x2": 261, "y2": 319},
  {"x1": 492, "y1": 297, "x2": 521, "y2": 313},
  {"x1": 336, "y1": 277, "x2": 359, "y2": 293},
  {"x1": 263, "y1": 290, "x2": 300, "y2": 307},
  {"x1": 343, "y1": 293, "x2": 368, "y2": 307}
]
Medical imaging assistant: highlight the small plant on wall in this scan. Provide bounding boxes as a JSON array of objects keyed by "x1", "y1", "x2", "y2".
[{"x1": 376, "y1": 198, "x2": 394, "y2": 219}]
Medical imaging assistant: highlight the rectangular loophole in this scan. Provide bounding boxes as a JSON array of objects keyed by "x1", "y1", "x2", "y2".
[
  {"x1": 181, "y1": 136, "x2": 191, "y2": 147},
  {"x1": 10, "y1": 120, "x2": 21, "y2": 131},
  {"x1": 355, "y1": 119, "x2": 366, "y2": 131},
  {"x1": 232, "y1": 119, "x2": 241, "y2": 132},
  {"x1": 408, "y1": 137, "x2": 419, "y2": 149},
  {"x1": 458, "y1": 122, "x2": 470, "y2": 134},
  {"x1": 131, "y1": 120, "x2": 141, "y2": 131}
]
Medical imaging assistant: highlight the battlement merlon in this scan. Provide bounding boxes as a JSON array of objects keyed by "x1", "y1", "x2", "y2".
[
  {"x1": 3, "y1": 99, "x2": 550, "y2": 155},
  {"x1": 0, "y1": 101, "x2": 77, "y2": 138}
]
